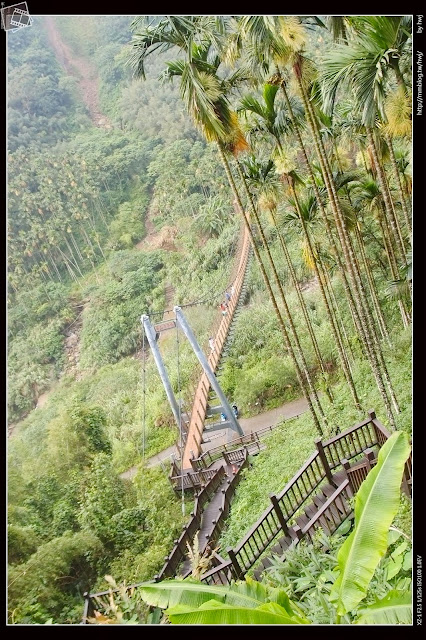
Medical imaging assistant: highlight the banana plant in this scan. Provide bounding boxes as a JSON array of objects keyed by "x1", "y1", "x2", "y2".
[
  {"x1": 134, "y1": 576, "x2": 309, "y2": 624},
  {"x1": 130, "y1": 430, "x2": 410, "y2": 625},
  {"x1": 329, "y1": 429, "x2": 411, "y2": 621},
  {"x1": 355, "y1": 590, "x2": 412, "y2": 625}
]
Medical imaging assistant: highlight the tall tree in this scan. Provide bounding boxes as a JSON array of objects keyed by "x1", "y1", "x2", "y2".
[{"x1": 128, "y1": 16, "x2": 325, "y2": 434}]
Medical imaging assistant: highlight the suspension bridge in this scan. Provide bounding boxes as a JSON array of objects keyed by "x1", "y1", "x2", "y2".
[{"x1": 82, "y1": 221, "x2": 412, "y2": 623}]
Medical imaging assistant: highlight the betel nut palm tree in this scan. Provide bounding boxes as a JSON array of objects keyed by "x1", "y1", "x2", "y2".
[{"x1": 128, "y1": 16, "x2": 325, "y2": 434}]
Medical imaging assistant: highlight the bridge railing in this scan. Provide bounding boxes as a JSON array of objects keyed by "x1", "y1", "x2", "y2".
[
  {"x1": 182, "y1": 226, "x2": 251, "y2": 467},
  {"x1": 169, "y1": 467, "x2": 217, "y2": 492},
  {"x1": 200, "y1": 410, "x2": 392, "y2": 582},
  {"x1": 192, "y1": 414, "x2": 302, "y2": 471},
  {"x1": 157, "y1": 466, "x2": 225, "y2": 580},
  {"x1": 321, "y1": 411, "x2": 389, "y2": 470},
  {"x1": 293, "y1": 478, "x2": 354, "y2": 545}
]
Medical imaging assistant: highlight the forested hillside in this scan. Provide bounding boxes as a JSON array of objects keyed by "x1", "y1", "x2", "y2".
[{"x1": 7, "y1": 15, "x2": 412, "y2": 625}]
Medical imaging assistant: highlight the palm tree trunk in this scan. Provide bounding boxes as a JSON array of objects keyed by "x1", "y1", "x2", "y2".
[
  {"x1": 297, "y1": 75, "x2": 397, "y2": 428},
  {"x1": 47, "y1": 248, "x2": 63, "y2": 281},
  {"x1": 63, "y1": 235, "x2": 84, "y2": 277},
  {"x1": 384, "y1": 132, "x2": 412, "y2": 236},
  {"x1": 317, "y1": 249, "x2": 356, "y2": 369},
  {"x1": 70, "y1": 230, "x2": 84, "y2": 264},
  {"x1": 307, "y1": 102, "x2": 401, "y2": 422},
  {"x1": 234, "y1": 157, "x2": 328, "y2": 429},
  {"x1": 57, "y1": 246, "x2": 79, "y2": 282},
  {"x1": 332, "y1": 143, "x2": 390, "y2": 344},
  {"x1": 270, "y1": 209, "x2": 333, "y2": 403},
  {"x1": 367, "y1": 128, "x2": 407, "y2": 267},
  {"x1": 344, "y1": 220, "x2": 389, "y2": 351},
  {"x1": 289, "y1": 184, "x2": 361, "y2": 409},
  {"x1": 377, "y1": 205, "x2": 410, "y2": 328},
  {"x1": 217, "y1": 143, "x2": 323, "y2": 435},
  {"x1": 353, "y1": 221, "x2": 390, "y2": 343},
  {"x1": 279, "y1": 78, "x2": 367, "y2": 357}
]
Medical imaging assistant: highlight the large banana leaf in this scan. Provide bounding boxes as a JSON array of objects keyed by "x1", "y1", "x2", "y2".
[
  {"x1": 135, "y1": 576, "x2": 307, "y2": 623},
  {"x1": 166, "y1": 599, "x2": 309, "y2": 624},
  {"x1": 329, "y1": 431, "x2": 411, "y2": 615},
  {"x1": 355, "y1": 591, "x2": 412, "y2": 624}
]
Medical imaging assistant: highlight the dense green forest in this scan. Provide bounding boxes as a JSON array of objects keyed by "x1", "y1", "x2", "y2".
[{"x1": 7, "y1": 15, "x2": 412, "y2": 625}]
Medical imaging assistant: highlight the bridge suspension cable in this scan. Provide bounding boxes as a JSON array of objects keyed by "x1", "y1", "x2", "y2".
[
  {"x1": 175, "y1": 320, "x2": 185, "y2": 516},
  {"x1": 141, "y1": 326, "x2": 147, "y2": 461}
]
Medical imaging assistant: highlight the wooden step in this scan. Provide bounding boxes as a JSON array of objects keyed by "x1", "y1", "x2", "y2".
[
  {"x1": 288, "y1": 527, "x2": 299, "y2": 541},
  {"x1": 322, "y1": 484, "x2": 337, "y2": 498},
  {"x1": 333, "y1": 469, "x2": 347, "y2": 485},
  {"x1": 296, "y1": 513, "x2": 310, "y2": 529},
  {"x1": 277, "y1": 535, "x2": 292, "y2": 552},
  {"x1": 316, "y1": 515, "x2": 331, "y2": 536},
  {"x1": 312, "y1": 493, "x2": 341, "y2": 528},
  {"x1": 304, "y1": 503, "x2": 317, "y2": 520},
  {"x1": 270, "y1": 543, "x2": 282, "y2": 555},
  {"x1": 319, "y1": 487, "x2": 346, "y2": 521},
  {"x1": 261, "y1": 557, "x2": 273, "y2": 570},
  {"x1": 312, "y1": 493, "x2": 327, "y2": 509},
  {"x1": 253, "y1": 568, "x2": 263, "y2": 581}
]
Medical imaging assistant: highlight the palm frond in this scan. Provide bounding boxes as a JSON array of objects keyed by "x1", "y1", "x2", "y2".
[{"x1": 382, "y1": 86, "x2": 412, "y2": 138}]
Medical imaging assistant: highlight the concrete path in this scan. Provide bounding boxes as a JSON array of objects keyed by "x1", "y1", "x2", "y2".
[{"x1": 119, "y1": 395, "x2": 309, "y2": 481}]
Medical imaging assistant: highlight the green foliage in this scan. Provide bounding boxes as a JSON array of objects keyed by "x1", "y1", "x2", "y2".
[
  {"x1": 79, "y1": 251, "x2": 163, "y2": 368},
  {"x1": 109, "y1": 506, "x2": 148, "y2": 552},
  {"x1": 7, "y1": 524, "x2": 41, "y2": 565},
  {"x1": 7, "y1": 18, "x2": 88, "y2": 152},
  {"x1": 8, "y1": 282, "x2": 71, "y2": 335},
  {"x1": 356, "y1": 590, "x2": 412, "y2": 625},
  {"x1": 107, "y1": 194, "x2": 148, "y2": 250},
  {"x1": 8, "y1": 530, "x2": 103, "y2": 624},
  {"x1": 329, "y1": 431, "x2": 411, "y2": 616},
  {"x1": 8, "y1": 302, "x2": 74, "y2": 422},
  {"x1": 134, "y1": 576, "x2": 309, "y2": 625},
  {"x1": 77, "y1": 453, "x2": 126, "y2": 543},
  {"x1": 69, "y1": 404, "x2": 111, "y2": 454}
]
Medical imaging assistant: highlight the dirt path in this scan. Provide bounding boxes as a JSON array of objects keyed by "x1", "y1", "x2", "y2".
[
  {"x1": 43, "y1": 16, "x2": 112, "y2": 129},
  {"x1": 119, "y1": 396, "x2": 310, "y2": 480}
]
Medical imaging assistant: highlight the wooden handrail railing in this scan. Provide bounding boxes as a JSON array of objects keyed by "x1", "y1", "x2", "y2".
[
  {"x1": 293, "y1": 478, "x2": 354, "y2": 545},
  {"x1": 83, "y1": 411, "x2": 407, "y2": 618},
  {"x1": 192, "y1": 414, "x2": 302, "y2": 471},
  {"x1": 182, "y1": 227, "x2": 251, "y2": 468},
  {"x1": 200, "y1": 411, "x2": 393, "y2": 583},
  {"x1": 157, "y1": 466, "x2": 226, "y2": 580}
]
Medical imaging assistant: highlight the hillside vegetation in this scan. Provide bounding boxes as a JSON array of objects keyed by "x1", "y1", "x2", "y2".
[{"x1": 7, "y1": 15, "x2": 412, "y2": 624}]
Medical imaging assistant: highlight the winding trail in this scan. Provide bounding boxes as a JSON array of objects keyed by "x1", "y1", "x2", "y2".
[
  {"x1": 43, "y1": 16, "x2": 112, "y2": 128},
  {"x1": 119, "y1": 395, "x2": 309, "y2": 480}
]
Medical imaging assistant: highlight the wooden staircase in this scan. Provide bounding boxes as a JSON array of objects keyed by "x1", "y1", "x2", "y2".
[{"x1": 253, "y1": 470, "x2": 351, "y2": 580}]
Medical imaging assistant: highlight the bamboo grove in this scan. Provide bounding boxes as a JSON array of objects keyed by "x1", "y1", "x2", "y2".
[{"x1": 128, "y1": 15, "x2": 412, "y2": 434}]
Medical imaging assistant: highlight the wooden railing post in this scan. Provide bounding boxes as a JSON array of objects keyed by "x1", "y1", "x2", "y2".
[
  {"x1": 315, "y1": 438, "x2": 334, "y2": 484},
  {"x1": 368, "y1": 409, "x2": 391, "y2": 446},
  {"x1": 270, "y1": 494, "x2": 289, "y2": 536},
  {"x1": 340, "y1": 458, "x2": 354, "y2": 495},
  {"x1": 227, "y1": 548, "x2": 243, "y2": 579},
  {"x1": 82, "y1": 593, "x2": 90, "y2": 624},
  {"x1": 293, "y1": 525, "x2": 304, "y2": 541},
  {"x1": 364, "y1": 448, "x2": 376, "y2": 470}
]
